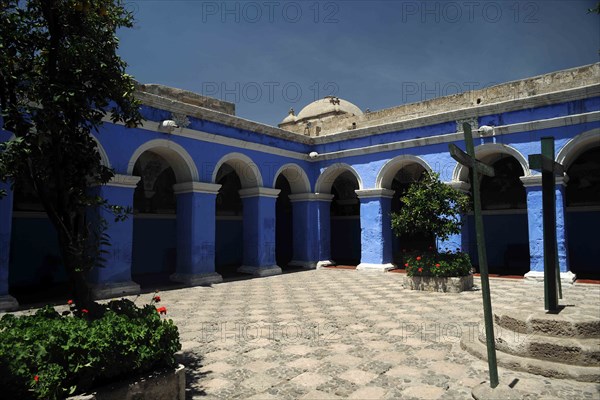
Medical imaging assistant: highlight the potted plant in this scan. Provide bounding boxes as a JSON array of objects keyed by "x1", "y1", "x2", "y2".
[{"x1": 391, "y1": 172, "x2": 474, "y2": 292}]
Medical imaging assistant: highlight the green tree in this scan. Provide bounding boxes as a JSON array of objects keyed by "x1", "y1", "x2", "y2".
[
  {"x1": 391, "y1": 172, "x2": 470, "y2": 245},
  {"x1": 0, "y1": 0, "x2": 141, "y2": 311}
]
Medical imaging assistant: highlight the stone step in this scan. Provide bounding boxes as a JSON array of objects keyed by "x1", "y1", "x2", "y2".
[
  {"x1": 494, "y1": 309, "x2": 600, "y2": 339},
  {"x1": 479, "y1": 328, "x2": 600, "y2": 366},
  {"x1": 461, "y1": 332, "x2": 600, "y2": 383}
]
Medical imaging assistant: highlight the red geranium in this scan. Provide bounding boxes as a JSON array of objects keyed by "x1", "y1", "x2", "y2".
[
  {"x1": 156, "y1": 306, "x2": 167, "y2": 315},
  {"x1": 153, "y1": 295, "x2": 161, "y2": 303},
  {"x1": 67, "y1": 299, "x2": 73, "y2": 305},
  {"x1": 34, "y1": 375, "x2": 39, "y2": 382},
  {"x1": 435, "y1": 263, "x2": 441, "y2": 268},
  {"x1": 81, "y1": 309, "x2": 89, "y2": 314},
  {"x1": 416, "y1": 256, "x2": 422, "y2": 261},
  {"x1": 418, "y1": 267, "x2": 423, "y2": 273},
  {"x1": 404, "y1": 263, "x2": 409, "y2": 267}
]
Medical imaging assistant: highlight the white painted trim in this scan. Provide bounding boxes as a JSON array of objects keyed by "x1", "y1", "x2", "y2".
[
  {"x1": 105, "y1": 174, "x2": 141, "y2": 188},
  {"x1": 524, "y1": 270, "x2": 576, "y2": 284},
  {"x1": 556, "y1": 128, "x2": 600, "y2": 169},
  {"x1": 127, "y1": 139, "x2": 199, "y2": 182},
  {"x1": 315, "y1": 163, "x2": 363, "y2": 193},
  {"x1": 356, "y1": 263, "x2": 396, "y2": 272},
  {"x1": 520, "y1": 175, "x2": 568, "y2": 187},
  {"x1": 272, "y1": 163, "x2": 311, "y2": 193},
  {"x1": 238, "y1": 187, "x2": 281, "y2": 198},
  {"x1": 355, "y1": 189, "x2": 395, "y2": 199},
  {"x1": 106, "y1": 111, "x2": 598, "y2": 164},
  {"x1": 212, "y1": 152, "x2": 263, "y2": 188},
  {"x1": 172, "y1": 181, "x2": 221, "y2": 194},
  {"x1": 447, "y1": 181, "x2": 471, "y2": 193},
  {"x1": 91, "y1": 134, "x2": 111, "y2": 168},
  {"x1": 453, "y1": 143, "x2": 532, "y2": 183},
  {"x1": 289, "y1": 193, "x2": 334, "y2": 202},
  {"x1": 376, "y1": 155, "x2": 432, "y2": 189}
]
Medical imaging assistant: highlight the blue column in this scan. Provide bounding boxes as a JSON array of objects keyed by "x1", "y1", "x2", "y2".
[
  {"x1": 238, "y1": 187, "x2": 282, "y2": 276},
  {"x1": 437, "y1": 181, "x2": 471, "y2": 252},
  {"x1": 355, "y1": 189, "x2": 395, "y2": 272},
  {"x1": 88, "y1": 175, "x2": 141, "y2": 299},
  {"x1": 522, "y1": 175, "x2": 574, "y2": 283},
  {"x1": 170, "y1": 182, "x2": 223, "y2": 286},
  {"x1": 0, "y1": 181, "x2": 18, "y2": 310},
  {"x1": 288, "y1": 193, "x2": 334, "y2": 269}
]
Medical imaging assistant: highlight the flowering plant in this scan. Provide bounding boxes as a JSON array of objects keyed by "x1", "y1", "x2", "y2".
[
  {"x1": 0, "y1": 294, "x2": 180, "y2": 400},
  {"x1": 404, "y1": 248, "x2": 472, "y2": 277}
]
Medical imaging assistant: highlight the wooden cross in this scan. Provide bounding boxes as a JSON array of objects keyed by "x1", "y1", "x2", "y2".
[
  {"x1": 528, "y1": 137, "x2": 564, "y2": 312},
  {"x1": 449, "y1": 123, "x2": 499, "y2": 388}
]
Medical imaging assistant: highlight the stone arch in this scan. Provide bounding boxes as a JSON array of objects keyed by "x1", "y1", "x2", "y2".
[
  {"x1": 315, "y1": 163, "x2": 363, "y2": 194},
  {"x1": 376, "y1": 155, "x2": 432, "y2": 189},
  {"x1": 556, "y1": 128, "x2": 600, "y2": 170},
  {"x1": 272, "y1": 163, "x2": 311, "y2": 194},
  {"x1": 452, "y1": 143, "x2": 531, "y2": 183},
  {"x1": 127, "y1": 139, "x2": 198, "y2": 183},
  {"x1": 91, "y1": 135, "x2": 111, "y2": 168},
  {"x1": 212, "y1": 152, "x2": 263, "y2": 188}
]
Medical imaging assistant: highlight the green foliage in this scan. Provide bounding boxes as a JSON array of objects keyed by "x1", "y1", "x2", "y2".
[
  {"x1": 0, "y1": 0, "x2": 142, "y2": 306},
  {"x1": 0, "y1": 299, "x2": 180, "y2": 400},
  {"x1": 403, "y1": 249, "x2": 472, "y2": 277},
  {"x1": 391, "y1": 172, "x2": 470, "y2": 242}
]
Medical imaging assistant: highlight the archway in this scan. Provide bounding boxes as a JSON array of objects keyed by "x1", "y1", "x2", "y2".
[
  {"x1": 131, "y1": 151, "x2": 178, "y2": 277},
  {"x1": 275, "y1": 175, "x2": 293, "y2": 268},
  {"x1": 471, "y1": 155, "x2": 529, "y2": 274},
  {"x1": 565, "y1": 146, "x2": 600, "y2": 279},
  {"x1": 330, "y1": 171, "x2": 361, "y2": 265},
  {"x1": 214, "y1": 163, "x2": 244, "y2": 276},
  {"x1": 389, "y1": 163, "x2": 432, "y2": 264}
]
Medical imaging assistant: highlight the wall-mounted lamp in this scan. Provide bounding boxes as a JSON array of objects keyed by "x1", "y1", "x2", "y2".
[{"x1": 158, "y1": 120, "x2": 178, "y2": 133}]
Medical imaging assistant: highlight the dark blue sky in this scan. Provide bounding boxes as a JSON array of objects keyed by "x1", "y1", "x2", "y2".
[{"x1": 118, "y1": 1, "x2": 600, "y2": 126}]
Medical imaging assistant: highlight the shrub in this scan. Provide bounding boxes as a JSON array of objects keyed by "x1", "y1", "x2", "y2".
[
  {"x1": 403, "y1": 249, "x2": 472, "y2": 277},
  {"x1": 0, "y1": 298, "x2": 180, "y2": 400}
]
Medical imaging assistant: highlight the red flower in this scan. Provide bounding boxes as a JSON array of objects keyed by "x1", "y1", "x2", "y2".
[
  {"x1": 153, "y1": 295, "x2": 161, "y2": 303},
  {"x1": 418, "y1": 267, "x2": 423, "y2": 273},
  {"x1": 404, "y1": 263, "x2": 409, "y2": 267},
  {"x1": 67, "y1": 299, "x2": 73, "y2": 305},
  {"x1": 156, "y1": 306, "x2": 167, "y2": 315},
  {"x1": 81, "y1": 309, "x2": 89, "y2": 314},
  {"x1": 34, "y1": 375, "x2": 39, "y2": 382},
  {"x1": 435, "y1": 263, "x2": 441, "y2": 268},
  {"x1": 416, "y1": 256, "x2": 422, "y2": 261}
]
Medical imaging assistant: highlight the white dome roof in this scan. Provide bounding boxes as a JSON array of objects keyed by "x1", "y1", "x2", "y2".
[{"x1": 296, "y1": 96, "x2": 362, "y2": 120}]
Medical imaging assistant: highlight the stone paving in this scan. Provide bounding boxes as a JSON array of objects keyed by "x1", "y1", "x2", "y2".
[{"x1": 158, "y1": 270, "x2": 600, "y2": 399}]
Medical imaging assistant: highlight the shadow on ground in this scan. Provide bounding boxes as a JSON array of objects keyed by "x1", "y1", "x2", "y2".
[{"x1": 176, "y1": 350, "x2": 209, "y2": 399}]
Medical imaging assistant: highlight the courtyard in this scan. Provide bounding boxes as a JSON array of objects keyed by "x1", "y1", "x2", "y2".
[{"x1": 157, "y1": 269, "x2": 600, "y2": 399}]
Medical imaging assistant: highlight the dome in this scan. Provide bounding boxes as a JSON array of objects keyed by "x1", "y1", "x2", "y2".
[
  {"x1": 281, "y1": 108, "x2": 297, "y2": 124},
  {"x1": 296, "y1": 96, "x2": 362, "y2": 121}
]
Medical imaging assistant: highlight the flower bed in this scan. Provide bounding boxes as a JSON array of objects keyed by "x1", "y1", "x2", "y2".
[
  {"x1": 0, "y1": 297, "x2": 181, "y2": 399},
  {"x1": 402, "y1": 249, "x2": 474, "y2": 292}
]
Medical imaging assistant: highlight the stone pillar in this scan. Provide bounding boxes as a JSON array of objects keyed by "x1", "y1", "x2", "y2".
[
  {"x1": 355, "y1": 189, "x2": 396, "y2": 272},
  {"x1": 88, "y1": 175, "x2": 142, "y2": 299},
  {"x1": 521, "y1": 175, "x2": 574, "y2": 283},
  {"x1": 437, "y1": 181, "x2": 471, "y2": 252},
  {"x1": 288, "y1": 193, "x2": 334, "y2": 269},
  {"x1": 0, "y1": 181, "x2": 18, "y2": 311},
  {"x1": 170, "y1": 182, "x2": 223, "y2": 286},
  {"x1": 238, "y1": 187, "x2": 282, "y2": 276}
]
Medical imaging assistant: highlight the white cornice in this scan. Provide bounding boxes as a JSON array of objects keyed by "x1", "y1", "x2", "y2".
[
  {"x1": 172, "y1": 181, "x2": 222, "y2": 194},
  {"x1": 519, "y1": 175, "x2": 569, "y2": 187},
  {"x1": 355, "y1": 189, "x2": 395, "y2": 199},
  {"x1": 288, "y1": 193, "x2": 335, "y2": 202},
  {"x1": 238, "y1": 187, "x2": 281, "y2": 198},
  {"x1": 447, "y1": 181, "x2": 471, "y2": 193},
  {"x1": 105, "y1": 174, "x2": 141, "y2": 188}
]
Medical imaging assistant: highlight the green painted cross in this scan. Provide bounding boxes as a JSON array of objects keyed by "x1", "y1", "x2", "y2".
[
  {"x1": 449, "y1": 123, "x2": 498, "y2": 388},
  {"x1": 528, "y1": 137, "x2": 564, "y2": 312}
]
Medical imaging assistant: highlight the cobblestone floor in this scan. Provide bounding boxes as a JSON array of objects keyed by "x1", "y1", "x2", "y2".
[{"x1": 158, "y1": 270, "x2": 600, "y2": 399}]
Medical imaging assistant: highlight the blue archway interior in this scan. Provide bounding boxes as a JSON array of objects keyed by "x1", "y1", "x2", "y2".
[
  {"x1": 469, "y1": 155, "x2": 529, "y2": 275},
  {"x1": 566, "y1": 146, "x2": 600, "y2": 279},
  {"x1": 132, "y1": 151, "x2": 177, "y2": 278},
  {"x1": 390, "y1": 163, "x2": 433, "y2": 265},
  {"x1": 275, "y1": 175, "x2": 293, "y2": 268},
  {"x1": 330, "y1": 171, "x2": 361, "y2": 266},
  {"x1": 215, "y1": 163, "x2": 243, "y2": 276}
]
